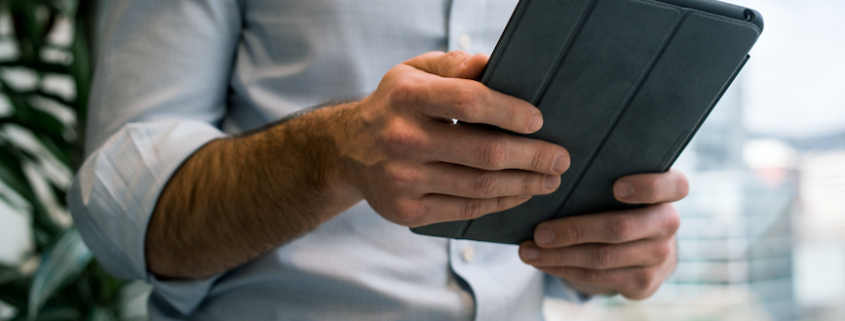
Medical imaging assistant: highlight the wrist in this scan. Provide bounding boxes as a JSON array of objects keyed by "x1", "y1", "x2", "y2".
[{"x1": 259, "y1": 102, "x2": 364, "y2": 222}]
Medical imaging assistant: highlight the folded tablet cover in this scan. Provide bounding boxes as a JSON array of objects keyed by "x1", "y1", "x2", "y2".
[{"x1": 412, "y1": 0, "x2": 762, "y2": 244}]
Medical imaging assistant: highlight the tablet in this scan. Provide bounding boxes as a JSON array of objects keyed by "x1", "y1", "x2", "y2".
[{"x1": 411, "y1": 0, "x2": 763, "y2": 244}]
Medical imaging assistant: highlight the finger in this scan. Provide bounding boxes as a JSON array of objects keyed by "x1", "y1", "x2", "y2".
[
  {"x1": 396, "y1": 51, "x2": 541, "y2": 134},
  {"x1": 563, "y1": 279, "x2": 619, "y2": 296},
  {"x1": 389, "y1": 72, "x2": 543, "y2": 134},
  {"x1": 424, "y1": 78, "x2": 544, "y2": 134},
  {"x1": 613, "y1": 169, "x2": 689, "y2": 204},
  {"x1": 400, "y1": 194, "x2": 531, "y2": 226},
  {"x1": 532, "y1": 203, "x2": 680, "y2": 248},
  {"x1": 534, "y1": 264, "x2": 670, "y2": 300},
  {"x1": 461, "y1": 53, "x2": 490, "y2": 79},
  {"x1": 420, "y1": 79, "x2": 544, "y2": 134},
  {"x1": 422, "y1": 122, "x2": 570, "y2": 175},
  {"x1": 403, "y1": 51, "x2": 489, "y2": 79},
  {"x1": 519, "y1": 237, "x2": 674, "y2": 270},
  {"x1": 419, "y1": 163, "x2": 560, "y2": 198}
]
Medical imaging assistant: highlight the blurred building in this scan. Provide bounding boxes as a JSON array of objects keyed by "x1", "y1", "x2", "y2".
[
  {"x1": 663, "y1": 79, "x2": 798, "y2": 321},
  {"x1": 667, "y1": 168, "x2": 796, "y2": 321},
  {"x1": 546, "y1": 79, "x2": 800, "y2": 321},
  {"x1": 791, "y1": 150, "x2": 845, "y2": 321},
  {"x1": 796, "y1": 151, "x2": 845, "y2": 243}
]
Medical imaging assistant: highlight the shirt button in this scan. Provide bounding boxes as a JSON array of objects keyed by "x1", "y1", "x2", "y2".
[
  {"x1": 458, "y1": 34, "x2": 472, "y2": 51},
  {"x1": 462, "y1": 245, "x2": 476, "y2": 263}
]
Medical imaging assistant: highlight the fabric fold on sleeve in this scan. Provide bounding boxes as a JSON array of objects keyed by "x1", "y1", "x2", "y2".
[{"x1": 69, "y1": 120, "x2": 226, "y2": 314}]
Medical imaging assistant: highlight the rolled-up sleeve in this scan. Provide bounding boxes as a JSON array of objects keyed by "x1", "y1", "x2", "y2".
[{"x1": 68, "y1": 0, "x2": 241, "y2": 314}]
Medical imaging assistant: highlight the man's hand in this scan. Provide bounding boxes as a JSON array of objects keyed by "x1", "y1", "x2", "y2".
[
  {"x1": 338, "y1": 51, "x2": 570, "y2": 227},
  {"x1": 147, "y1": 50, "x2": 570, "y2": 279},
  {"x1": 518, "y1": 170, "x2": 688, "y2": 300}
]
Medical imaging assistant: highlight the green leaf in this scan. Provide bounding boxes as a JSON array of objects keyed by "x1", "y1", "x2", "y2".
[
  {"x1": 23, "y1": 109, "x2": 70, "y2": 143},
  {"x1": 32, "y1": 0, "x2": 72, "y2": 16},
  {"x1": 0, "y1": 169, "x2": 32, "y2": 213},
  {"x1": 27, "y1": 229, "x2": 92, "y2": 321},
  {"x1": 69, "y1": 18, "x2": 90, "y2": 108},
  {"x1": 0, "y1": 1, "x2": 133, "y2": 320},
  {"x1": 4, "y1": 96, "x2": 71, "y2": 145},
  {"x1": 0, "y1": 143, "x2": 64, "y2": 239},
  {"x1": 33, "y1": 90, "x2": 75, "y2": 110},
  {"x1": 0, "y1": 62, "x2": 68, "y2": 75},
  {"x1": 34, "y1": 133, "x2": 73, "y2": 169},
  {"x1": 0, "y1": 142, "x2": 31, "y2": 195},
  {"x1": 0, "y1": 162, "x2": 31, "y2": 206}
]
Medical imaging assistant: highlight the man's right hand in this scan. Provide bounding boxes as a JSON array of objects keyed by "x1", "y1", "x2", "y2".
[
  {"x1": 337, "y1": 51, "x2": 571, "y2": 227},
  {"x1": 147, "y1": 51, "x2": 569, "y2": 279}
]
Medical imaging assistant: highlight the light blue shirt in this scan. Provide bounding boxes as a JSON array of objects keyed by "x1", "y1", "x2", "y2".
[{"x1": 68, "y1": 1, "x2": 586, "y2": 320}]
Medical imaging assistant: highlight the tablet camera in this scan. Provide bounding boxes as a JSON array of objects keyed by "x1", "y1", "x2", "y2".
[{"x1": 743, "y1": 9, "x2": 755, "y2": 22}]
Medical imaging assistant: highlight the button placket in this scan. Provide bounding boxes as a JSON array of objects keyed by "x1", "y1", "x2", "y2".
[{"x1": 447, "y1": 0, "x2": 487, "y2": 52}]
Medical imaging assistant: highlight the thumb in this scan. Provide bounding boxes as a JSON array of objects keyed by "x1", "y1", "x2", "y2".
[{"x1": 404, "y1": 51, "x2": 489, "y2": 79}]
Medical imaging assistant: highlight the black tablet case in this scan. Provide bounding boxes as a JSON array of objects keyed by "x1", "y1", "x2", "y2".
[{"x1": 412, "y1": 0, "x2": 763, "y2": 244}]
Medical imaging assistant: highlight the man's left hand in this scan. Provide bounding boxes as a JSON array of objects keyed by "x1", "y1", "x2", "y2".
[{"x1": 519, "y1": 169, "x2": 688, "y2": 300}]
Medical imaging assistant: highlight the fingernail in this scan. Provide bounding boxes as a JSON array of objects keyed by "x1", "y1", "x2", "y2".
[
  {"x1": 614, "y1": 181, "x2": 634, "y2": 198},
  {"x1": 528, "y1": 114, "x2": 543, "y2": 132},
  {"x1": 520, "y1": 247, "x2": 539, "y2": 261},
  {"x1": 553, "y1": 155, "x2": 569, "y2": 173},
  {"x1": 535, "y1": 228, "x2": 555, "y2": 245},
  {"x1": 544, "y1": 175, "x2": 561, "y2": 190}
]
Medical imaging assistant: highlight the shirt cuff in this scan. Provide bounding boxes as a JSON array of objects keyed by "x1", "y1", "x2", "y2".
[{"x1": 69, "y1": 120, "x2": 226, "y2": 315}]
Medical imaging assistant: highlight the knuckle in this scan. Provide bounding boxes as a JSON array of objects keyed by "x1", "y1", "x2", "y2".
[
  {"x1": 663, "y1": 204, "x2": 682, "y2": 234},
  {"x1": 444, "y1": 50, "x2": 470, "y2": 66},
  {"x1": 385, "y1": 165, "x2": 420, "y2": 191},
  {"x1": 461, "y1": 198, "x2": 486, "y2": 220},
  {"x1": 633, "y1": 269, "x2": 657, "y2": 292},
  {"x1": 504, "y1": 104, "x2": 519, "y2": 129},
  {"x1": 522, "y1": 174, "x2": 535, "y2": 194},
  {"x1": 581, "y1": 268, "x2": 603, "y2": 283},
  {"x1": 453, "y1": 87, "x2": 483, "y2": 120},
  {"x1": 608, "y1": 215, "x2": 636, "y2": 242},
  {"x1": 495, "y1": 196, "x2": 515, "y2": 213},
  {"x1": 391, "y1": 198, "x2": 432, "y2": 227},
  {"x1": 391, "y1": 199, "x2": 424, "y2": 227},
  {"x1": 554, "y1": 266, "x2": 570, "y2": 277},
  {"x1": 654, "y1": 241, "x2": 674, "y2": 263},
  {"x1": 558, "y1": 222, "x2": 580, "y2": 246},
  {"x1": 383, "y1": 130, "x2": 413, "y2": 155},
  {"x1": 383, "y1": 121, "x2": 426, "y2": 155},
  {"x1": 390, "y1": 77, "x2": 424, "y2": 106},
  {"x1": 530, "y1": 147, "x2": 545, "y2": 172},
  {"x1": 593, "y1": 246, "x2": 617, "y2": 269},
  {"x1": 471, "y1": 173, "x2": 498, "y2": 197},
  {"x1": 478, "y1": 137, "x2": 509, "y2": 169},
  {"x1": 445, "y1": 50, "x2": 469, "y2": 60}
]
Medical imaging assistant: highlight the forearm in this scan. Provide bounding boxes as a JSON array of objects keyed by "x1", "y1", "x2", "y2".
[
  {"x1": 146, "y1": 103, "x2": 362, "y2": 279},
  {"x1": 145, "y1": 50, "x2": 572, "y2": 279}
]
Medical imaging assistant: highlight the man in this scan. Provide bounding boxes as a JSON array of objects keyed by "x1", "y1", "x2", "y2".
[{"x1": 69, "y1": 1, "x2": 687, "y2": 320}]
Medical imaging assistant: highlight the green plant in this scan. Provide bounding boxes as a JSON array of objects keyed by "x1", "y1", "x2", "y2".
[{"x1": 0, "y1": 1, "x2": 147, "y2": 320}]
